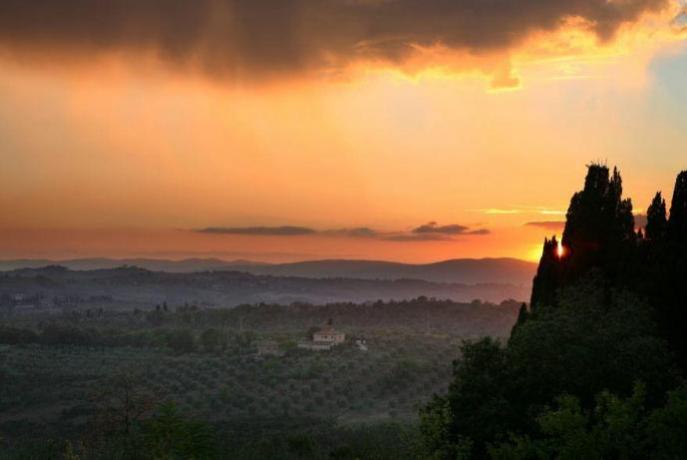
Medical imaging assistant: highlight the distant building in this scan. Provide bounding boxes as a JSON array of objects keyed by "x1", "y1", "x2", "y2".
[
  {"x1": 298, "y1": 320, "x2": 346, "y2": 351},
  {"x1": 312, "y1": 324, "x2": 345, "y2": 345}
]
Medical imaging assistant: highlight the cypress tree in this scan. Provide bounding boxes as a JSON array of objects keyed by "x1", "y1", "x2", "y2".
[{"x1": 646, "y1": 192, "x2": 668, "y2": 241}]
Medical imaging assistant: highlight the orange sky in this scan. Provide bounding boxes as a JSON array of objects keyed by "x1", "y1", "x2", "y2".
[{"x1": 1, "y1": 2, "x2": 686, "y2": 262}]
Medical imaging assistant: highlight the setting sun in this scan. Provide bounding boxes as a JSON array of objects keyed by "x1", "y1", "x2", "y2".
[{"x1": 556, "y1": 239, "x2": 566, "y2": 259}]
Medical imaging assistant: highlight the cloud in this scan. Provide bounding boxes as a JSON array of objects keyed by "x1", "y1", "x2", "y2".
[
  {"x1": 483, "y1": 208, "x2": 524, "y2": 215},
  {"x1": 412, "y1": 222, "x2": 489, "y2": 236},
  {"x1": 198, "y1": 226, "x2": 316, "y2": 236},
  {"x1": 525, "y1": 221, "x2": 566, "y2": 230},
  {"x1": 465, "y1": 228, "x2": 491, "y2": 236},
  {"x1": 323, "y1": 227, "x2": 381, "y2": 238},
  {"x1": 413, "y1": 222, "x2": 468, "y2": 234},
  {"x1": 0, "y1": 0, "x2": 674, "y2": 82},
  {"x1": 382, "y1": 233, "x2": 454, "y2": 242},
  {"x1": 675, "y1": 6, "x2": 687, "y2": 28},
  {"x1": 196, "y1": 222, "x2": 488, "y2": 241}
]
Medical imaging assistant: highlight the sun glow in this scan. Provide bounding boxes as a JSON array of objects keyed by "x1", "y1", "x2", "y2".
[{"x1": 557, "y1": 239, "x2": 566, "y2": 259}]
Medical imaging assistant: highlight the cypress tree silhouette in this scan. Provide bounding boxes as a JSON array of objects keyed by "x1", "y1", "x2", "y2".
[
  {"x1": 530, "y1": 164, "x2": 635, "y2": 310},
  {"x1": 646, "y1": 192, "x2": 668, "y2": 241},
  {"x1": 663, "y1": 171, "x2": 687, "y2": 366},
  {"x1": 528, "y1": 165, "x2": 687, "y2": 368},
  {"x1": 668, "y1": 171, "x2": 687, "y2": 244},
  {"x1": 530, "y1": 236, "x2": 563, "y2": 311}
]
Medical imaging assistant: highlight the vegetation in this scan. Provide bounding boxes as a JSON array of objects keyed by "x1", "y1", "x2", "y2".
[
  {"x1": 531, "y1": 165, "x2": 687, "y2": 367},
  {"x1": 3, "y1": 164, "x2": 687, "y2": 458},
  {"x1": 421, "y1": 165, "x2": 687, "y2": 459},
  {"x1": 0, "y1": 298, "x2": 517, "y2": 458}
]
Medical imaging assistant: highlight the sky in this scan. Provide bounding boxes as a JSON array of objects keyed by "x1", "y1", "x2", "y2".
[{"x1": 1, "y1": 0, "x2": 687, "y2": 263}]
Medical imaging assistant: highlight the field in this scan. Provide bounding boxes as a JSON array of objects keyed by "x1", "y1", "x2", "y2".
[{"x1": 0, "y1": 298, "x2": 519, "y2": 457}]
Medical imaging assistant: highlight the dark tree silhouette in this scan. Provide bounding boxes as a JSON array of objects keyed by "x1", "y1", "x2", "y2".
[
  {"x1": 529, "y1": 164, "x2": 687, "y2": 367},
  {"x1": 660, "y1": 171, "x2": 687, "y2": 367},
  {"x1": 668, "y1": 171, "x2": 687, "y2": 242},
  {"x1": 530, "y1": 164, "x2": 636, "y2": 310},
  {"x1": 529, "y1": 236, "x2": 563, "y2": 311},
  {"x1": 422, "y1": 163, "x2": 687, "y2": 459},
  {"x1": 646, "y1": 192, "x2": 668, "y2": 241}
]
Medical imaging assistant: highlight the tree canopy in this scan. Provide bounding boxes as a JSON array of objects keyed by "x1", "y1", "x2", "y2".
[{"x1": 423, "y1": 164, "x2": 687, "y2": 459}]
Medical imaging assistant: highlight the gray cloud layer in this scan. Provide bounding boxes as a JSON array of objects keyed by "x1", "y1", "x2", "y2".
[
  {"x1": 0, "y1": 0, "x2": 669, "y2": 79},
  {"x1": 413, "y1": 222, "x2": 468, "y2": 234},
  {"x1": 199, "y1": 226, "x2": 317, "y2": 236},
  {"x1": 197, "y1": 222, "x2": 489, "y2": 241},
  {"x1": 412, "y1": 222, "x2": 489, "y2": 235}
]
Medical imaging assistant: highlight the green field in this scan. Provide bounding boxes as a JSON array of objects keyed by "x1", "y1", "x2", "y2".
[{"x1": 0, "y1": 299, "x2": 518, "y2": 457}]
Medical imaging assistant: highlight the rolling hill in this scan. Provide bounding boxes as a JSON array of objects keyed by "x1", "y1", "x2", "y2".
[{"x1": 0, "y1": 257, "x2": 536, "y2": 286}]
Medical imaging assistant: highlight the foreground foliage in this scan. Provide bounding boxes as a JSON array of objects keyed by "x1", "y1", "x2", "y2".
[
  {"x1": 421, "y1": 281, "x2": 682, "y2": 459},
  {"x1": 422, "y1": 165, "x2": 687, "y2": 459},
  {"x1": 490, "y1": 383, "x2": 687, "y2": 460}
]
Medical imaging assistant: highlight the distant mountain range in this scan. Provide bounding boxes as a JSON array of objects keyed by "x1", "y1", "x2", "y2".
[
  {"x1": 0, "y1": 265, "x2": 531, "y2": 307},
  {"x1": 0, "y1": 257, "x2": 536, "y2": 286}
]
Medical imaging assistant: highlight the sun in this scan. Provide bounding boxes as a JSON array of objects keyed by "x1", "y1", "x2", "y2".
[{"x1": 556, "y1": 239, "x2": 566, "y2": 258}]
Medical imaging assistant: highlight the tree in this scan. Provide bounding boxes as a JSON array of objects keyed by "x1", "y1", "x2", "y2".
[
  {"x1": 528, "y1": 166, "x2": 687, "y2": 368},
  {"x1": 143, "y1": 402, "x2": 216, "y2": 459},
  {"x1": 645, "y1": 192, "x2": 668, "y2": 241},
  {"x1": 421, "y1": 279, "x2": 678, "y2": 459},
  {"x1": 489, "y1": 384, "x2": 648, "y2": 460},
  {"x1": 646, "y1": 385, "x2": 687, "y2": 458},
  {"x1": 420, "y1": 338, "x2": 516, "y2": 459},
  {"x1": 668, "y1": 171, "x2": 687, "y2": 243},
  {"x1": 91, "y1": 370, "x2": 159, "y2": 437},
  {"x1": 510, "y1": 278, "x2": 676, "y2": 409},
  {"x1": 531, "y1": 164, "x2": 636, "y2": 310},
  {"x1": 424, "y1": 165, "x2": 687, "y2": 459},
  {"x1": 490, "y1": 383, "x2": 687, "y2": 460}
]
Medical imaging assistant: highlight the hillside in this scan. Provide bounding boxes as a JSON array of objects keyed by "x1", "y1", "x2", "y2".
[
  {"x1": 0, "y1": 266, "x2": 530, "y2": 309},
  {"x1": 0, "y1": 257, "x2": 536, "y2": 286}
]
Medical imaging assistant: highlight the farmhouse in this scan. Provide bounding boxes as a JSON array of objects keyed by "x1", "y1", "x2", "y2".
[
  {"x1": 297, "y1": 321, "x2": 346, "y2": 351},
  {"x1": 312, "y1": 324, "x2": 345, "y2": 345}
]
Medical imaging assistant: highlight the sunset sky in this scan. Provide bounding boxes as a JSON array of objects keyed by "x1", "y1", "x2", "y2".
[{"x1": 1, "y1": 0, "x2": 687, "y2": 263}]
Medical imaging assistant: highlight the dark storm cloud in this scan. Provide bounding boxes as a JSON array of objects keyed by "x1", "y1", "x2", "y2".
[
  {"x1": 0, "y1": 0, "x2": 670, "y2": 78},
  {"x1": 196, "y1": 222, "x2": 489, "y2": 241}
]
